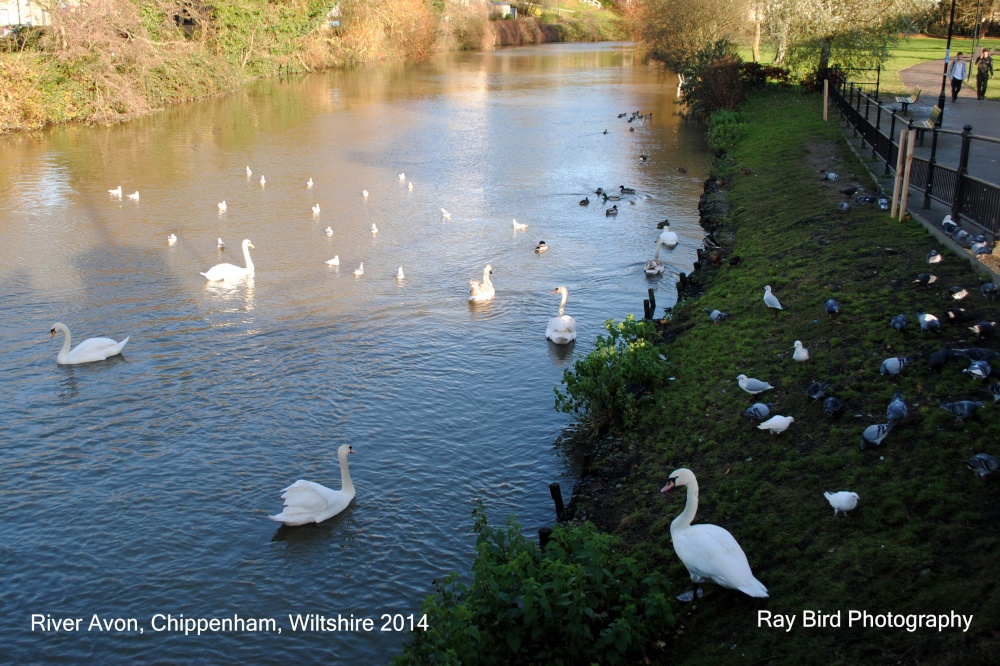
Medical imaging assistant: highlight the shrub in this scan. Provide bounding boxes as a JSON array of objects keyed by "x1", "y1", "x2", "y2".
[
  {"x1": 679, "y1": 39, "x2": 744, "y2": 120},
  {"x1": 395, "y1": 501, "x2": 674, "y2": 665},
  {"x1": 706, "y1": 108, "x2": 748, "y2": 155}
]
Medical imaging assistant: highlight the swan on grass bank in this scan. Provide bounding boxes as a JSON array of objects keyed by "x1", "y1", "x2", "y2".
[
  {"x1": 201, "y1": 239, "x2": 254, "y2": 282},
  {"x1": 50, "y1": 322, "x2": 129, "y2": 365},
  {"x1": 469, "y1": 264, "x2": 495, "y2": 302},
  {"x1": 546, "y1": 286, "x2": 577, "y2": 345},
  {"x1": 270, "y1": 444, "x2": 356, "y2": 526},
  {"x1": 661, "y1": 468, "x2": 768, "y2": 601}
]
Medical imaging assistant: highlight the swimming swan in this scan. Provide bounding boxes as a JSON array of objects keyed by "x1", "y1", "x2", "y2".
[
  {"x1": 512, "y1": 219, "x2": 527, "y2": 231},
  {"x1": 645, "y1": 238, "x2": 666, "y2": 275},
  {"x1": 546, "y1": 286, "x2": 577, "y2": 344},
  {"x1": 201, "y1": 239, "x2": 254, "y2": 282},
  {"x1": 270, "y1": 444, "x2": 356, "y2": 526},
  {"x1": 50, "y1": 322, "x2": 129, "y2": 365},
  {"x1": 661, "y1": 468, "x2": 768, "y2": 600},
  {"x1": 469, "y1": 264, "x2": 495, "y2": 302},
  {"x1": 659, "y1": 223, "x2": 678, "y2": 248}
]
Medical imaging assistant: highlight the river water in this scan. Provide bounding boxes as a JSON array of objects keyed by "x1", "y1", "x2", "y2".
[{"x1": 0, "y1": 42, "x2": 709, "y2": 663}]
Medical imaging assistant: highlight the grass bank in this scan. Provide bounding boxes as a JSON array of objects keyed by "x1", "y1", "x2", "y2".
[{"x1": 562, "y1": 86, "x2": 1000, "y2": 663}]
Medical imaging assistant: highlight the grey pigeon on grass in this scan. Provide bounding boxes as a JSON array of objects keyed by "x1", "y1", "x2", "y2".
[
  {"x1": 927, "y1": 250, "x2": 942, "y2": 264},
  {"x1": 913, "y1": 273, "x2": 937, "y2": 287},
  {"x1": 825, "y1": 298, "x2": 840, "y2": 317},
  {"x1": 890, "y1": 314, "x2": 907, "y2": 332},
  {"x1": 861, "y1": 423, "x2": 893, "y2": 449},
  {"x1": 950, "y1": 286, "x2": 969, "y2": 300},
  {"x1": 928, "y1": 347, "x2": 952, "y2": 371},
  {"x1": 743, "y1": 402, "x2": 774, "y2": 421},
  {"x1": 982, "y1": 283, "x2": 997, "y2": 299},
  {"x1": 807, "y1": 380, "x2": 831, "y2": 400},
  {"x1": 917, "y1": 312, "x2": 941, "y2": 331},
  {"x1": 986, "y1": 382, "x2": 1000, "y2": 402},
  {"x1": 966, "y1": 453, "x2": 998, "y2": 478},
  {"x1": 880, "y1": 356, "x2": 916, "y2": 375},
  {"x1": 969, "y1": 321, "x2": 997, "y2": 337},
  {"x1": 952, "y1": 347, "x2": 1000, "y2": 362},
  {"x1": 704, "y1": 308, "x2": 730, "y2": 323},
  {"x1": 823, "y1": 396, "x2": 842, "y2": 418},
  {"x1": 964, "y1": 361, "x2": 992, "y2": 380},
  {"x1": 940, "y1": 400, "x2": 985, "y2": 421},
  {"x1": 886, "y1": 391, "x2": 908, "y2": 425}
]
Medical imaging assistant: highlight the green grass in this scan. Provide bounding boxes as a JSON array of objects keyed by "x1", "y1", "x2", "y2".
[{"x1": 563, "y1": 86, "x2": 1000, "y2": 665}]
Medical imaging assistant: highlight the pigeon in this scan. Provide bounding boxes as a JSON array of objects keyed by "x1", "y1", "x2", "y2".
[
  {"x1": 757, "y1": 415, "x2": 794, "y2": 434},
  {"x1": 860, "y1": 423, "x2": 893, "y2": 449},
  {"x1": 917, "y1": 312, "x2": 941, "y2": 331},
  {"x1": 824, "y1": 491, "x2": 860, "y2": 517},
  {"x1": 969, "y1": 321, "x2": 996, "y2": 337},
  {"x1": 966, "y1": 453, "x2": 999, "y2": 478},
  {"x1": 952, "y1": 347, "x2": 1000, "y2": 362},
  {"x1": 953, "y1": 229, "x2": 970, "y2": 246},
  {"x1": 840, "y1": 185, "x2": 861, "y2": 196},
  {"x1": 793, "y1": 340, "x2": 809, "y2": 362},
  {"x1": 807, "y1": 380, "x2": 831, "y2": 400},
  {"x1": 737, "y1": 374, "x2": 774, "y2": 395},
  {"x1": 986, "y1": 382, "x2": 1000, "y2": 402},
  {"x1": 855, "y1": 194, "x2": 877, "y2": 204},
  {"x1": 928, "y1": 347, "x2": 953, "y2": 371},
  {"x1": 743, "y1": 402, "x2": 774, "y2": 421},
  {"x1": 982, "y1": 283, "x2": 997, "y2": 299},
  {"x1": 926, "y1": 250, "x2": 942, "y2": 264},
  {"x1": 964, "y1": 360, "x2": 992, "y2": 379},
  {"x1": 886, "y1": 391, "x2": 908, "y2": 425},
  {"x1": 763, "y1": 285, "x2": 783, "y2": 311},
  {"x1": 972, "y1": 242, "x2": 992, "y2": 255},
  {"x1": 890, "y1": 314, "x2": 907, "y2": 332},
  {"x1": 940, "y1": 400, "x2": 984, "y2": 421},
  {"x1": 913, "y1": 273, "x2": 938, "y2": 287},
  {"x1": 950, "y1": 286, "x2": 969, "y2": 300},
  {"x1": 946, "y1": 307, "x2": 969, "y2": 323},
  {"x1": 325, "y1": 256, "x2": 340, "y2": 266},
  {"x1": 880, "y1": 356, "x2": 916, "y2": 375},
  {"x1": 441, "y1": 208, "x2": 452, "y2": 220},
  {"x1": 825, "y1": 298, "x2": 840, "y2": 317},
  {"x1": 371, "y1": 224, "x2": 378, "y2": 235},
  {"x1": 823, "y1": 396, "x2": 842, "y2": 418},
  {"x1": 579, "y1": 197, "x2": 590, "y2": 206},
  {"x1": 837, "y1": 202, "x2": 850, "y2": 212},
  {"x1": 167, "y1": 234, "x2": 177, "y2": 245},
  {"x1": 605, "y1": 205, "x2": 618, "y2": 217},
  {"x1": 941, "y1": 214, "x2": 957, "y2": 234},
  {"x1": 823, "y1": 171, "x2": 839, "y2": 181},
  {"x1": 704, "y1": 308, "x2": 730, "y2": 323}
]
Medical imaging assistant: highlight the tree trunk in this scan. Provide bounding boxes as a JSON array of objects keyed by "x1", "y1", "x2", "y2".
[{"x1": 752, "y1": 18, "x2": 761, "y2": 63}]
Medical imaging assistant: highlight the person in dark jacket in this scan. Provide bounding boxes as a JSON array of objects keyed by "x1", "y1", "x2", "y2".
[{"x1": 976, "y1": 49, "x2": 993, "y2": 101}]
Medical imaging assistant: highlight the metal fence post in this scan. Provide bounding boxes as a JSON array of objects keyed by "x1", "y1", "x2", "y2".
[
  {"x1": 850, "y1": 84, "x2": 858, "y2": 137},
  {"x1": 923, "y1": 123, "x2": 942, "y2": 209},
  {"x1": 872, "y1": 101, "x2": 882, "y2": 159},
  {"x1": 952, "y1": 124, "x2": 974, "y2": 217}
]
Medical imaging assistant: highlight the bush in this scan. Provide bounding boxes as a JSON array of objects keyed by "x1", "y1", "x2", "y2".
[
  {"x1": 706, "y1": 108, "x2": 748, "y2": 155},
  {"x1": 679, "y1": 39, "x2": 745, "y2": 120},
  {"x1": 555, "y1": 315, "x2": 671, "y2": 433},
  {"x1": 395, "y1": 501, "x2": 674, "y2": 665}
]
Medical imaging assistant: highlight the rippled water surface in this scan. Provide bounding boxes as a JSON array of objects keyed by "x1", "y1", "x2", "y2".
[{"x1": 0, "y1": 42, "x2": 709, "y2": 663}]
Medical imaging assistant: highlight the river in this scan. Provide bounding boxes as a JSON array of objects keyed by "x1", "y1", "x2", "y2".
[{"x1": 0, "y1": 42, "x2": 709, "y2": 663}]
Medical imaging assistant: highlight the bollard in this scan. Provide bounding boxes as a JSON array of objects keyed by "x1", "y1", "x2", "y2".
[
  {"x1": 549, "y1": 482, "x2": 564, "y2": 520},
  {"x1": 538, "y1": 526, "x2": 552, "y2": 550}
]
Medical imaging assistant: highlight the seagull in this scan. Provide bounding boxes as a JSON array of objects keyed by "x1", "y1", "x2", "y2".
[
  {"x1": 743, "y1": 402, "x2": 773, "y2": 421},
  {"x1": 108, "y1": 186, "x2": 122, "y2": 198},
  {"x1": 737, "y1": 374, "x2": 774, "y2": 395},
  {"x1": 307, "y1": 177, "x2": 313, "y2": 189},
  {"x1": 860, "y1": 423, "x2": 893, "y2": 449},
  {"x1": 807, "y1": 380, "x2": 831, "y2": 401},
  {"x1": 325, "y1": 256, "x2": 340, "y2": 266},
  {"x1": 398, "y1": 173, "x2": 405, "y2": 181},
  {"x1": 704, "y1": 308, "x2": 730, "y2": 323},
  {"x1": 363, "y1": 189, "x2": 369, "y2": 199},
  {"x1": 969, "y1": 321, "x2": 996, "y2": 337},
  {"x1": 825, "y1": 298, "x2": 840, "y2": 317},
  {"x1": 929, "y1": 347, "x2": 952, "y2": 371},
  {"x1": 823, "y1": 396, "x2": 842, "y2": 418},
  {"x1": 260, "y1": 175, "x2": 266, "y2": 187},
  {"x1": 512, "y1": 219, "x2": 528, "y2": 230},
  {"x1": 917, "y1": 312, "x2": 941, "y2": 331},
  {"x1": 127, "y1": 191, "x2": 140, "y2": 201},
  {"x1": 217, "y1": 238, "x2": 225, "y2": 250},
  {"x1": 441, "y1": 208, "x2": 452, "y2": 220},
  {"x1": 982, "y1": 283, "x2": 997, "y2": 299},
  {"x1": 950, "y1": 286, "x2": 969, "y2": 300},
  {"x1": 312, "y1": 204, "x2": 321, "y2": 216},
  {"x1": 966, "y1": 453, "x2": 998, "y2": 478},
  {"x1": 890, "y1": 314, "x2": 907, "y2": 332},
  {"x1": 887, "y1": 391, "x2": 908, "y2": 425},
  {"x1": 824, "y1": 491, "x2": 860, "y2": 517},
  {"x1": 218, "y1": 201, "x2": 227, "y2": 213},
  {"x1": 757, "y1": 415, "x2": 794, "y2": 434},
  {"x1": 407, "y1": 181, "x2": 413, "y2": 191},
  {"x1": 763, "y1": 285, "x2": 783, "y2": 311},
  {"x1": 964, "y1": 360, "x2": 992, "y2": 380},
  {"x1": 926, "y1": 250, "x2": 942, "y2": 264},
  {"x1": 396, "y1": 267, "x2": 404, "y2": 280},
  {"x1": 353, "y1": 262, "x2": 364, "y2": 277},
  {"x1": 913, "y1": 273, "x2": 937, "y2": 287},
  {"x1": 940, "y1": 400, "x2": 984, "y2": 421},
  {"x1": 371, "y1": 224, "x2": 378, "y2": 235},
  {"x1": 580, "y1": 196, "x2": 590, "y2": 206},
  {"x1": 167, "y1": 234, "x2": 177, "y2": 245},
  {"x1": 246, "y1": 166, "x2": 252, "y2": 178},
  {"x1": 792, "y1": 340, "x2": 809, "y2": 362},
  {"x1": 325, "y1": 227, "x2": 333, "y2": 236},
  {"x1": 880, "y1": 356, "x2": 916, "y2": 375}
]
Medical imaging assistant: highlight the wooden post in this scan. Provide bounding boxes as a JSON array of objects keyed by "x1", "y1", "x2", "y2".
[
  {"x1": 898, "y1": 130, "x2": 917, "y2": 221},
  {"x1": 823, "y1": 79, "x2": 829, "y2": 122},
  {"x1": 648, "y1": 288, "x2": 656, "y2": 314},
  {"x1": 538, "y1": 526, "x2": 552, "y2": 550},
  {"x1": 676, "y1": 272, "x2": 688, "y2": 299},
  {"x1": 643, "y1": 299, "x2": 652, "y2": 320},
  {"x1": 549, "y1": 482, "x2": 564, "y2": 520},
  {"x1": 890, "y1": 129, "x2": 908, "y2": 218}
]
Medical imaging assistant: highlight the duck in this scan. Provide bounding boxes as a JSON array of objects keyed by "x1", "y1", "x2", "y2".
[
  {"x1": 658, "y1": 222, "x2": 678, "y2": 248},
  {"x1": 534, "y1": 241, "x2": 548, "y2": 254},
  {"x1": 619, "y1": 185, "x2": 636, "y2": 195},
  {"x1": 218, "y1": 201, "x2": 227, "y2": 213},
  {"x1": 313, "y1": 204, "x2": 321, "y2": 216},
  {"x1": 370, "y1": 223, "x2": 378, "y2": 235},
  {"x1": 127, "y1": 191, "x2": 140, "y2": 201},
  {"x1": 579, "y1": 196, "x2": 590, "y2": 206},
  {"x1": 644, "y1": 238, "x2": 666, "y2": 276},
  {"x1": 49, "y1": 322, "x2": 129, "y2": 365},
  {"x1": 661, "y1": 468, "x2": 768, "y2": 600},
  {"x1": 167, "y1": 234, "x2": 177, "y2": 245},
  {"x1": 469, "y1": 264, "x2": 495, "y2": 302},
  {"x1": 512, "y1": 219, "x2": 528, "y2": 231},
  {"x1": 325, "y1": 227, "x2": 333, "y2": 236},
  {"x1": 397, "y1": 266, "x2": 404, "y2": 280},
  {"x1": 307, "y1": 177, "x2": 313, "y2": 189},
  {"x1": 546, "y1": 286, "x2": 577, "y2": 344},
  {"x1": 605, "y1": 205, "x2": 618, "y2": 217},
  {"x1": 325, "y1": 256, "x2": 340, "y2": 266},
  {"x1": 201, "y1": 239, "x2": 254, "y2": 282},
  {"x1": 270, "y1": 444, "x2": 356, "y2": 526},
  {"x1": 353, "y1": 262, "x2": 364, "y2": 277},
  {"x1": 108, "y1": 186, "x2": 122, "y2": 198}
]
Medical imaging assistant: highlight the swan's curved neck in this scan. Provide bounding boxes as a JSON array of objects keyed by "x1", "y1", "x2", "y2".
[
  {"x1": 672, "y1": 480, "x2": 699, "y2": 532},
  {"x1": 482, "y1": 266, "x2": 492, "y2": 287},
  {"x1": 558, "y1": 289, "x2": 568, "y2": 316},
  {"x1": 54, "y1": 324, "x2": 71, "y2": 358},
  {"x1": 243, "y1": 242, "x2": 254, "y2": 272},
  {"x1": 653, "y1": 239, "x2": 663, "y2": 260},
  {"x1": 339, "y1": 450, "x2": 354, "y2": 493}
]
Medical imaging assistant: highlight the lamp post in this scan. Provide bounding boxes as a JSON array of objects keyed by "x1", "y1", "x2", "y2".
[{"x1": 937, "y1": 0, "x2": 958, "y2": 127}]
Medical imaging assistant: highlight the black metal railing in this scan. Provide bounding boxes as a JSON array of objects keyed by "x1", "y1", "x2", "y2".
[{"x1": 827, "y1": 73, "x2": 1000, "y2": 240}]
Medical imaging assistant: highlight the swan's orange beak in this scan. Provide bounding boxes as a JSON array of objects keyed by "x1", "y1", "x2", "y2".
[{"x1": 661, "y1": 480, "x2": 676, "y2": 493}]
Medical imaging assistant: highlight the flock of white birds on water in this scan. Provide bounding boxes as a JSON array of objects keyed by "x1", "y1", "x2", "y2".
[{"x1": 55, "y1": 165, "x2": 592, "y2": 527}]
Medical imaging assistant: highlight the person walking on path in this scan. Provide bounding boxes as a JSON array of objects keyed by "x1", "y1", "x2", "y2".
[
  {"x1": 976, "y1": 48, "x2": 993, "y2": 101},
  {"x1": 950, "y1": 52, "x2": 967, "y2": 101}
]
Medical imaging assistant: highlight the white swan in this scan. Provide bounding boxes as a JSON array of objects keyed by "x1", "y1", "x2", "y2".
[
  {"x1": 512, "y1": 219, "x2": 527, "y2": 231},
  {"x1": 362, "y1": 189, "x2": 369, "y2": 199},
  {"x1": 270, "y1": 444, "x2": 356, "y2": 526},
  {"x1": 167, "y1": 234, "x2": 177, "y2": 245},
  {"x1": 246, "y1": 166, "x2": 252, "y2": 178},
  {"x1": 661, "y1": 468, "x2": 768, "y2": 600},
  {"x1": 353, "y1": 262, "x2": 364, "y2": 277},
  {"x1": 108, "y1": 186, "x2": 122, "y2": 198},
  {"x1": 325, "y1": 255, "x2": 340, "y2": 266},
  {"x1": 397, "y1": 266, "x2": 404, "y2": 280},
  {"x1": 201, "y1": 239, "x2": 254, "y2": 282},
  {"x1": 260, "y1": 175, "x2": 266, "y2": 187},
  {"x1": 469, "y1": 264, "x2": 495, "y2": 302},
  {"x1": 50, "y1": 322, "x2": 129, "y2": 365},
  {"x1": 659, "y1": 223, "x2": 678, "y2": 248},
  {"x1": 645, "y1": 238, "x2": 666, "y2": 275},
  {"x1": 546, "y1": 286, "x2": 577, "y2": 344}
]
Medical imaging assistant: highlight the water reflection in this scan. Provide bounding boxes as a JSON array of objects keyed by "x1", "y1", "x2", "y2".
[
  {"x1": 204, "y1": 275, "x2": 255, "y2": 312},
  {"x1": 546, "y1": 340, "x2": 576, "y2": 365}
]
